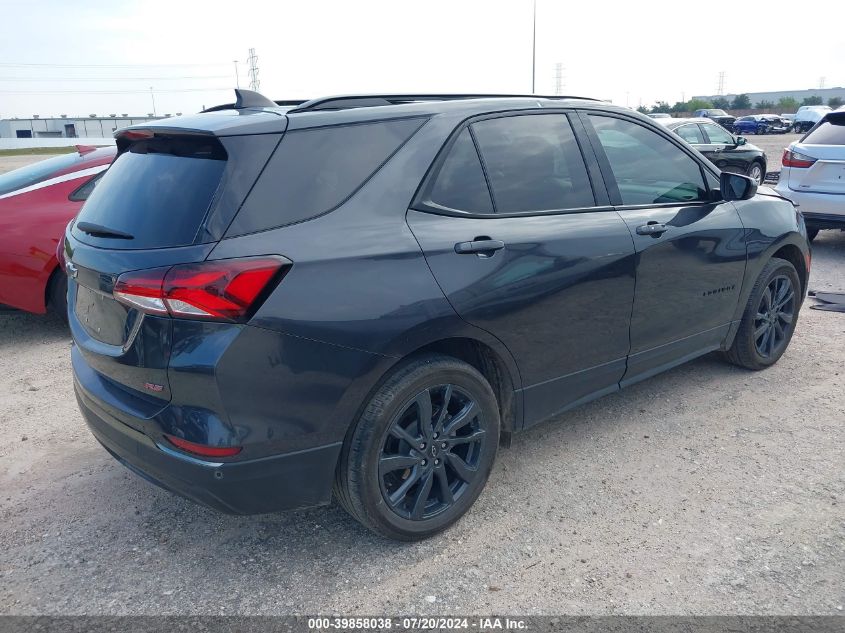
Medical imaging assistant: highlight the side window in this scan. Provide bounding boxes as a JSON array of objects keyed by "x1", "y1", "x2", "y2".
[
  {"x1": 470, "y1": 114, "x2": 594, "y2": 212},
  {"x1": 428, "y1": 129, "x2": 493, "y2": 213},
  {"x1": 68, "y1": 171, "x2": 104, "y2": 202},
  {"x1": 228, "y1": 118, "x2": 425, "y2": 236},
  {"x1": 675, "y1": 124, "x2": 705, "y2": 144},
  {"x1": 703, "y1": 123, "x2": 734, "y2": 145},
  {"x1": 589, "y1": 115, "x2": 708, "y2": 206}
]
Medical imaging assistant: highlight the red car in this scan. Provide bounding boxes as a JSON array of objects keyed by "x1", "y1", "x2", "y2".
[{"x1": 0, "y1": 145, "x2": 115, "y2": 317}]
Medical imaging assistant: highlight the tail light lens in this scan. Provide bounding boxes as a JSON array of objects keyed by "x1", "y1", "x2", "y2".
[
  {"x1": 782, "y1": 149, "x2": 817, "y2": 168},
  {"x1": 113, "y1": 256, "x2": 289, "y2": 321},
  {"x1": 165, "y1": 434, "x2": 242, "y2": 458},
  {"x1": 56, "y1": 234, "x2": 67, "y2": 272}
]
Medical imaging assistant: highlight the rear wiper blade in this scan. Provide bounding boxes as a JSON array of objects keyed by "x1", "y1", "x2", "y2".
[{"x1": 76, "y1": 221, "x2": 134, "y2": 240}]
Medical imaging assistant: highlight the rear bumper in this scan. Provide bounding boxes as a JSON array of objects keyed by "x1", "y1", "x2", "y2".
[
  {"x1": 775, "y1": 182, "x2": 845, "y2": 225},
  {"x1": 75, "y1": 375, "x2": 342, "y2": 515}
]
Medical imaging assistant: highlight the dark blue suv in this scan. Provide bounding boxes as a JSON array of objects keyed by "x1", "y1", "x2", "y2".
[{"x1": 64, "y1": 91, "x2": 810, "y2": 540}]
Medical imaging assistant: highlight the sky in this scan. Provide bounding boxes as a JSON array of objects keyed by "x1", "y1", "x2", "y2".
[{"x1": 0, "y1": 0, "x2": 843, "y2": 119}]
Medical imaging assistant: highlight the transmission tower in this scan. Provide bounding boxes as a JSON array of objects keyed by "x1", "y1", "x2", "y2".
[
  {"x1": 819, "y1": 76, "x2": 826, "y2": 89},
  {"x1": 717, "y1": 71, "x2": 726, "y2": 95},
  {"x1": 247, "y1": 48, "x2": 260, "y2": 91},
  {"x1": 554, "y1": 62, "x2": 565, "y2": 95}
]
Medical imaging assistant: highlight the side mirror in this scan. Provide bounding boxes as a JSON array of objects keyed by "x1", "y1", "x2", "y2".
[
  {"x1": 721, "y1": 172, "x2": 757, "y2": 201},
  {"x1": 735, "y1": 136, "x2": 747, "y2": 146}
]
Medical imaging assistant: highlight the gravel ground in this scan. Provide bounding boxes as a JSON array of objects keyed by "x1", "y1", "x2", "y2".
[{"x1": 0, "y1": 155, "x2": 843, "y2": 616}]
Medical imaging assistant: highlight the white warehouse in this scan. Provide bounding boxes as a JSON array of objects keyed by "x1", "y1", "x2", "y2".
[{"x1": 0, "y1": 113, "x2": 167, "y2": 139}]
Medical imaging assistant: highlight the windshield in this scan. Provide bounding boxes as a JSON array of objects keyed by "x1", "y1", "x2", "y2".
[
  {"x1": 0, "y1": 152, "x2": 87, "y2": 196},
  {"x1": 708, "y1": 110, "x2": 729, "y2": 117}
]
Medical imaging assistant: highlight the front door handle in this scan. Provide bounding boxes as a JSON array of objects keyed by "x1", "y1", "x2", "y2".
[
  {"x1": 454, "y1": 239, "x2": 506, "y2": 255},
  {"x1": 636, "y1": 222, "x2": 667, "y2": 236}
]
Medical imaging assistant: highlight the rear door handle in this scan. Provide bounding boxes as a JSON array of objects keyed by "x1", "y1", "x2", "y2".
[
  {"x1": 636, "y1": 223, "x2": 668, "y2": 236},
  {"x1": 454, "y1": 239, "x2": 506, "y2": 255}
]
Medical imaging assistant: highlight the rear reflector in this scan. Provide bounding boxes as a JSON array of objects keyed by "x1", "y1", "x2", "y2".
[
  {"x1": 782, "y1": 148, "x2": 816, "y2": 168},
  {"x1": 165, "y1": 434, "x2": 242, "y2": 458},
  {"x1": 113, "y1": 256, "x2": 289, "y2": 321}
]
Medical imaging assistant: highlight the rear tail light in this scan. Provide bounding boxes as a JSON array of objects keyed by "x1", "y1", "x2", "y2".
[
  {"x1": 113, "y1": 256, "x2": 289, "y2": 321},
  {"x1": 165, "y1": 434, "x2": 242, "y2": 458},
  {"x1": 56, "y1": 234, "x2": 67, "y2": 272},
  {"x1": 782, "y1": 149, "x2": 817, "y2": 168}
]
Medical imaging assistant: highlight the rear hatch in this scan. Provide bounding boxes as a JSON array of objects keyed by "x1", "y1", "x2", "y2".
[
  {"x1": 66, "y1": 114, "x2": 285, "y2": 408},
  {"x1": 788, "y1": 113, "x2": 845, "y2": 194}
]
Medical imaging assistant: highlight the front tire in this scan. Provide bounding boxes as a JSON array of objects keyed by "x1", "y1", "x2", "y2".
[
  {"x1": 335, "y1": 354, "x2": 500, "y2": 540},
  {"x1": 746, "y1": 161, "x2": 764, "y2": 185},
  {"x1": 724, "y1": 257, "x2": 801, "y2": 370}
]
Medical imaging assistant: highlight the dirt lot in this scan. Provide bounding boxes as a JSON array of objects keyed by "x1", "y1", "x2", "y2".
[{"x1": 0, "y1": 154, "x2": 843, "y2": 615}]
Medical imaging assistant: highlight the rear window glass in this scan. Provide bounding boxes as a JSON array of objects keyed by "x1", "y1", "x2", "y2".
[
  {"x1": 72, "y1": 137, "x2": 226, "y2": 249},
  {"x1": 471, "y1": 114, "x2": 594, "y2": 212},
  {"x1": 0, "y1": 151, "x2": 87, "y2": 196},
  {"x1": 803, "y1": 118, "x2": 845, "y2": 145},
  {"x1": 427, "y1": 129, "x2": 493, "y2": 213},
  {"x1": 227, "y1": 118, "x2": 424, "y2": 236}
]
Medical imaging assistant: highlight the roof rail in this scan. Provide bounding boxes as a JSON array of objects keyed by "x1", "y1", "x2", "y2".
[
  {"x1": 201, "y1": 89, "x2": 306, "y2": 113},
  {"x1": 286, "y1": 93, "x2": 600, "y2": 114}
]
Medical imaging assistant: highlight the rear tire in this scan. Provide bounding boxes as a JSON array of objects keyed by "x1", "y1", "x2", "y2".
[
  {"x1": 48, "y1": 269, "x2": 68, "y2": 324},
  {"x1": 335, "y1": 354, "x2": 500, "y2": 541},
  {"x1": 724, "y1": 257, "x2": 801, "y2": 370}
]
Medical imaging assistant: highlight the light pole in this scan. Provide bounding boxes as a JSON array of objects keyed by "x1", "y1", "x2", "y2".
[
  {"x1": 149, "y1": 87, "x2": 156, "y2": 116},
  {"x1": 234, "y1": 60, "x2": 240, "y2": 88},
  {"x1": 531, "y1": 0, "x2": 537, "y2": 93}
]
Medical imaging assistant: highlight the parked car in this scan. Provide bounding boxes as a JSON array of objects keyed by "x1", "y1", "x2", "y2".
[
  {"x1": 734, "y1": 114, "x2": 791, "y2": 135},
  {"x1": 792, "y1": 105, "x2": 832, "y2": 133},
  {"x1": 658, "y1": 117, "x2": 767, "y2": 184},
  {"x1": 64, "y1": 91, "x2": 809, "y2": 540},
  {"x1": 0, "y1": 146, "x2": 114, "y2": 317},
  {"x1": 693, "y1": 108, "x2": 737, "y2": 131},
  {"x1": 647, "y1": 112, "x2": 671, "y2": 119},
  {"x1": 776, "y1": 110, "x2": 845, "y2": 241}
]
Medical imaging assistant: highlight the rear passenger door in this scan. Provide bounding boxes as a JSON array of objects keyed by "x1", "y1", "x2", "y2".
[
  {"x1": 407, "y1": 112, "x2": 636, "y2": 427},
  {"x1": 582, "y1": 112, "x2": 747, "y2": 385}
]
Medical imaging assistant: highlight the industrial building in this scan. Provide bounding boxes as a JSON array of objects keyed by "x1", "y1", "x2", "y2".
[
  {"x1": 0, "y1": 113, "x2": 165, "y2": 139},
  {"x1": 693, "y1": 87, "x2": 845, "y2": 106}
]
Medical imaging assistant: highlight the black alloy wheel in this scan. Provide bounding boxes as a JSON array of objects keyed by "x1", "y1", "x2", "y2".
[
  {"x1": 753, "y1": 274, "x2": 795, "y2": 359},
  {"x1": 335, "y1": 354, "x2": 500, "y2": 540},
  {"x1": 379, "y1": 384, "x2": 486, "y2": 521},
  {"x1": 724, "y1": 257, "x2": 801, "y2": 370}
]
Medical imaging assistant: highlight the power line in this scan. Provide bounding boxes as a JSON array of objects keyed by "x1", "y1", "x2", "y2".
[
  {"x1": 0, "y1": 87, "x2": 231, "y2": 95},
  {"x1": 0, "y1": 75, "x2": 231, "y2": 82},
  {"x1": 0, "y1": 61, "x2": 231, "y2": 68}
]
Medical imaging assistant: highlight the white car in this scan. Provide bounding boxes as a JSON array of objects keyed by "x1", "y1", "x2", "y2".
[
  {"x1": 792, "y1": 105, "x2": 832, "y2": 133},
  {"x1": 775, "y1": 110, "x2": 845, "y2": 241}
]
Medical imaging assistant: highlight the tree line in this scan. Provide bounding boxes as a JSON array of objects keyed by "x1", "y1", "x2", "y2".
[{"x1": 637, "y1": 94, "x2": 843, "y2": 115}]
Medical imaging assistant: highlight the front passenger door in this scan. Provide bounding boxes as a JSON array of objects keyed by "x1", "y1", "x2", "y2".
[{"x1": 583, "y1": 113, "x2": 747, "y2": 385}]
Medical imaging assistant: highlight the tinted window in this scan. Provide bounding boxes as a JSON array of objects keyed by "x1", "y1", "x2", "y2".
[
  {"x1": 68, "y1": 172, "x2": 103, "y2": 202},
  {"x1": 428, "y1": 129, "x2": 492, "y2": 213},
  {"x1": 0, "y1": 152, "x2": 87, "y2": 196},
  {"x1": 703, "y1": 123, "x2": 734, "y2": 144},
  {"x1": 229, "y1": 118, "x2": 424, "y2": 235},
  {"x1": 675, "y1": 124, "x2": 706, "y2": 144},
  {"x1": 471, "y1": 114, "x2": 593, "y2": 212},
  {"x1": 803, "y1": 118, "x2": 845, "y2": 145},
  {"x1": 589, "y1": 115, "x2": 708, "y2": 205},
  {"x1": 73, "y1": 137, "x2": 226, "y2": 249}
]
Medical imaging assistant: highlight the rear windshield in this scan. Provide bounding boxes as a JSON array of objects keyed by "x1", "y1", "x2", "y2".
[
  {"x1": 0, "y1": 152, "x2": 88, "y2": 196},
  {"x1": 73, "y1": 136, "x2": 226, "y2": 249},
  {"x1": 803, "y1": 117, "x2": 845, "y2": 145}
]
